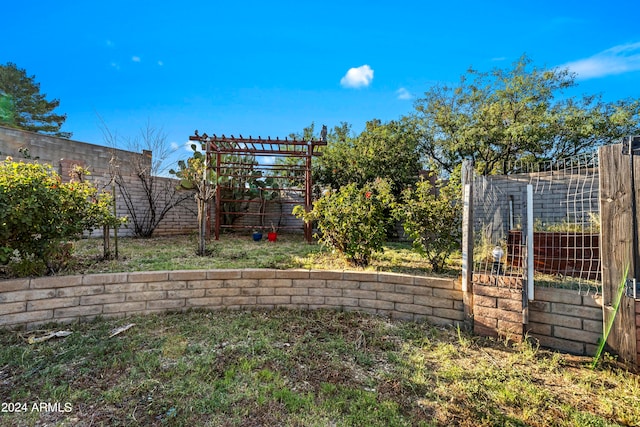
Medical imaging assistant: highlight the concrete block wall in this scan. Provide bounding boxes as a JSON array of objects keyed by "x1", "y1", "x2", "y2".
[
  {"x1": 0, "y1": 270, "x2": 464, "y2": 330},
  {"x1": 527, "y1": 288, "x2": 603, "y2": 356},
  {"x1": 0, "y1": 126, "x2": 305, "y2": 237},
  {"x1": 472, "y1": 274, "x2": 524, "y2": 341}
]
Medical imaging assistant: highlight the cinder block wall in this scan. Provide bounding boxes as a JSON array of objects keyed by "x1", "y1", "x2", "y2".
[
  {"x1": 472, "y1": 274, "x2": 524, "y2": 341},
  {"x1": 0, "y1": 270, "x2": 464, "y2": 330},
  {"x1": 527, "y1": 288, "x2": 603, "y2": 356}
]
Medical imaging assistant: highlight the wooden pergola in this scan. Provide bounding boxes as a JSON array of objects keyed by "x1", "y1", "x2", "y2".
[{"x1": 188, "y1": 128, "x2": 327, "y2": 242}]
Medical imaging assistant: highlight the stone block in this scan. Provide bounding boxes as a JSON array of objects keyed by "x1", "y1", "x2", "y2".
[
  {"x1": 433, "y1": 288, "x2": 463, "y2": 301},
  {"x1": 242, "y1": 269, "x2": 277, "y2": 279},
  {"x1": 308, "y1": 288, "x2": 342, "y2": 297},
  {"x1": 433, "y1": 307, "x2": 465, "y2": 321},
  {"x1": 186, "y1": 297, "x2": 222, "y2": 307},
  {"x1": 395, "y1": 284, "x2": 432, "y2": 296},
  {"x1": 223, "y1": 279, "x2": 258, "y2": 288},
  {"x1": 125, "y1": 291, "x2": 166, "y2": 301},
  {"x1": 414, "y1": 295, "x2": 453, "y2": 309},
  {"x1": 0, "y1": 278, "x2": 30, "y2": 292},
  {"x1": 360, "y1": 281, "x2": 395, "y2": 292},
  {"x1": 291, "y1": 296, "x2": 325, "y2": 305},
  {"x1": 0, "y1": 310, "x2": 53, "y2": 326},
  {"x1": 54, "y1": 305, "x2": 102, "y2": 319},
  {"x1": 104, "y1": 282, "x2": 147, "y2": 294},
  {"x1": 31, "y1": 275, "x2": 82, "y2": 289},
  {"x1": 1, "y1": 289, "x2": 56, "y2": 302},
  {"x1": 325, "y1": 297, "x2": 359, "y2": 307},
  {"x1": 474, "y1": 295, "x2": 496, "y2": 308},
  {"x1": 128, "y1": 271, "x2": 169, "y2": 283},
  {"x1": 204, "y1": 288, "x2": 240, "y2": 297},
  {"x1": 82, "y1": 273, "x2": 128, "y2": 285},
  {"x1": 168, "y1": 289, "x2": 206, "y2": 299},
  {"x1": 207, "y1": 270, "x2": 242, "y2": 280},
  {"x1": 147, "y1": 281, "x2": 187, "y2": 291},
  {"x1": 535, "y1": 335, "x2": 585, "y2": 355},
  {"x1": 309, "y1": 270, "x2": 343, "y2": 280},
  {"x1": 377, "y1": 292, "x2": 413, "y2": 304},
  {"x1": 222, "y1": 296, "x2": 257, "y2": 306},
  {"x1": 259, "y1": 279, "x2": 293, "y2": 288},
  {"x1": 146, "y1": 299, "x2": 185, "y2": 310},
  {"x1": 80, "y1": 293, "x2": 126, "y2": 306},
  {"x1": 497, "y1": 298, "x2": 523, "y2": 312},
  {"x1": 169, "y1": 270, "x2": 208, "y2": 281},
  {"x1": 342, "y1": 272, "x2": 378, "y2": 282},
  {"x1": 358, "y1": 298, "x2": 394, "y2": 311},
  {"x1": 528, "y1": 311, "x2": 582, "y2": 329},
  {"x1": 377, "y1": 273, "x2": 414, "y2": 285},
  {"x1": 0, "y1": 302, "x2": 26, "y2": 315},
  {"x1": 102, "y1": 301, "x2": 146, "y2": 314},
  {"x1": 294, "y1": 279, "x2": 326, "y2": 288},
  {"x1": 551, "y1": 303, "x2": 601, "y2": 321},
  {"x1": 553, "y1": 326, "x2": 601, "y2": 345},
  {"x1": 187, "y1": 280, "x2": 224, "y2": 289},
  {"x1": 275, "y1": 287, "x2": 308, "y2": 296},
  {"x1": 275, "y1": 270, "x2": 310, "y2": 279},
  {"x1": 414, "y1": 276, "x2": 455, "y2": 289},
  {"x1": 326, "y1": 280, "x2": 359, "y2": 290},
  {"x1": 534, "y1": 287, "x2": 582, "y2": 305},
  {"x1": 395, "y1": 303, "x2": 432, "y2": 315},
  {"x1": 257, "y1": 296, "x2": 291, "y2": 305},
  {"x1": 27, "y1": 297, "x2": 78, "y2": 311},
  {"x1": 583, "y1": 319, "x2": 603, "y2": 334},
  {"x1": 343, "y1": 289, "x2": 376, "y2": 300}
]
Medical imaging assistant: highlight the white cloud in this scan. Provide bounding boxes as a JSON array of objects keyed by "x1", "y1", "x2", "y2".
[
  {"x1": 132, "y1": 56, "x2": 141, "y2": 63},
  {"x1": 157, "y1": 60, "x2": 164, "y2": 66},
  {"x1": 170, "y1": 142, "x2": 179, "y2": 151},
  {"x1": 340, "y1": 65, "x2": 374, "y2": 88},
  {"x1": 561, "y1": 42, "x2": 640, "y2": 79},
  {"x1": 396, "y1": 87, "x2": 413, "y2": 100}
]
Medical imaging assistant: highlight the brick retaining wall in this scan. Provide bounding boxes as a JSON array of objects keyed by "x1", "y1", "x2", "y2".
[
  {"x1": 527, "y1": 287, "x2": 603, "y2": 356},
  {"x1": 0, "y1": 270, "x2": 464, "y2": 330}
]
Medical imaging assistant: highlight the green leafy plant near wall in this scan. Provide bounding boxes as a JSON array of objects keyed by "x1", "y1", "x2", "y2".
[
  {"x1": 294, "y1": 178, "x2": 394, "y2": 267},
  {"x1": 0, "y1": 159, "x2": 121, "y2": 275}
]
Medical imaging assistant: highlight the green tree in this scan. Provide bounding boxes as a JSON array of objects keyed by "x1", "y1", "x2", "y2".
[
  {"x1": 170, "y1": 145, "x2": 216, "y2": 256},
  {"x1": 314, "y1": 119, "x2": 422, "y2": 196},
  {"x1": 412, "y1": 55, "x2": 640, "y2": 175},
  {"x1": 0, "y1": 63, "x2": 70, "y2": 138}
]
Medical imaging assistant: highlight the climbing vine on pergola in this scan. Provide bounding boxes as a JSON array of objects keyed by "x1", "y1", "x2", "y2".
[{"x1": 189, "y1": 128, "x2": 327, "y2": 242}]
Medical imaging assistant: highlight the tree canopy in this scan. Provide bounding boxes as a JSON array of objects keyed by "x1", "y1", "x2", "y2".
[
  {"x1": 411, "y1": 55, "x2": 640, "y2": 175},
  {"x1": 0, "y1": 63, "x2": 71, "y2": 138},
  {"x1": 314, "y1": 118, "x2": 423, "y2": 195}
]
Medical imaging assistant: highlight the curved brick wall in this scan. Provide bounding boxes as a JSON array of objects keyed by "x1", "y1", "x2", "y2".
[{"x1": 0, "y1": 269, "x2": 464, "y2": 329}]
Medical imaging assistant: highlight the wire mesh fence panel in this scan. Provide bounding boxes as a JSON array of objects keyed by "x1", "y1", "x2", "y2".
[{"x1": 471, "y1": 152, "x2": 602, "y2": 296}]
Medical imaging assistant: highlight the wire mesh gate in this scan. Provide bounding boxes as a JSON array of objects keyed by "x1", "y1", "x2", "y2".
[{"x1": 463, "y1": 152, "x2": 602, "y2": 299}]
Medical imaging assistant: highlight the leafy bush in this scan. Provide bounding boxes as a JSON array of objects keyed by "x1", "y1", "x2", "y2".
[
  {"x1": 0, "y1": 159, "x2": 118, "y2": 273},
  {"x1": 395, "y1": 174, "x2": 462, "y2": 273},
  {"x1": 294, "y1": 179, "x2": 394, "y2": 267}
]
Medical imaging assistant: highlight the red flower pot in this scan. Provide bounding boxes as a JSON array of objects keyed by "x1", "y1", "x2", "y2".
[{"x1": 267, "y1": 232, "x2": 277, "y2": 242}]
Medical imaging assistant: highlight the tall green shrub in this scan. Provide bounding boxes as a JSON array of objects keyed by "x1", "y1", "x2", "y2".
[
  {"x1": 0, "y1": 159, "x2": 117, "y2": 274},
  {"x1": 395, "y1": 174, "x2": 462, "y2": 273},
  {"x1": 294, "y1": 179, "x2": 394, "y2": 267}
]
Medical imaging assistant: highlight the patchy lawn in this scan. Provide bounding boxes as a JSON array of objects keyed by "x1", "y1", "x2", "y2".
[
  {"x1": 1, "y1": 309, "x2": 638, "y2": 426},
  {"x1": 61, "y1": 234, "x2": 459, "y2": 278}
]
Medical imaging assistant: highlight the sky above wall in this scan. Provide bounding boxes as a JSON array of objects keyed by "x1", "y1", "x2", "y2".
[{"x1": 3, "y1": 0, "x2": 640, "y2": 165}]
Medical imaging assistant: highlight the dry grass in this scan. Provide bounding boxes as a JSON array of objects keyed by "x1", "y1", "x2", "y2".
[{"x1": 1, "y1": 309, "x2": 638, "y2": 426}]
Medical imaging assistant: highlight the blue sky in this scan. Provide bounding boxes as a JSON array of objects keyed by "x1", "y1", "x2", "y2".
[{"x1": 4, "y1": 0, "x2": 640, "y2": 163}]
